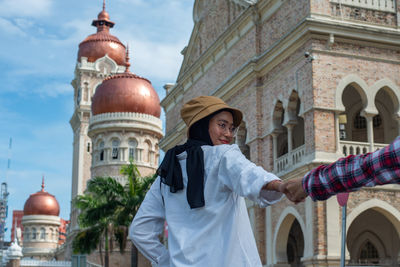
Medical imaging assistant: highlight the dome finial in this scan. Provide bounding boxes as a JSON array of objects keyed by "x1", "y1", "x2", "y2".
[
  {"x1": 41, "y1": 175, "x2": 45, "y2": 192},
  {"x1": 92, "y1": 0, "x2": 114, "y2": 32},
  {"x1": 125, "y1": 44, "x2": 131, "y2": 73}
]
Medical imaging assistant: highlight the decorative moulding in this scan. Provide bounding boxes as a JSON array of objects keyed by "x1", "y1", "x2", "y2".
[{"x1": 232, "y1": 0, "x2": 258, "y2": 7}]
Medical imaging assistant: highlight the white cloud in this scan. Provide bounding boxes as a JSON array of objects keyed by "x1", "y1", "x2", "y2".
[
  {"x1": 125, "y1": 38, "x2": 186, "y2": 81},
  {"x1": 35, "y1": 82, "x2": 72, "y2": 98},
  {"x1": 0, "y1": 0, "x2": 53, "y2": 18},
  {"x1": 0, "y1": 17, "x2": 26, "y2": 36},
  {"x1": 13, "y1": 18, "x2": 34, "y2": 30}
]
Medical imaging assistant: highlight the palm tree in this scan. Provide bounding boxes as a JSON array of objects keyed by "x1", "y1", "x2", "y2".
[
  {"x1": 117, "y1": 160, "x2": 156, "y2": 267},
  {"x1": 72, "y1": 161, "x2": 156, "y2": 267},
  {"x1": 72, "y1": 177, "x2": 125, "y2": 267}
]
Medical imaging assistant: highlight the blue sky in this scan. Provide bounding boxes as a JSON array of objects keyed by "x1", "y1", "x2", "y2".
[{"x1": 0, "y1": 0, "x2": 194, "y2": 241}]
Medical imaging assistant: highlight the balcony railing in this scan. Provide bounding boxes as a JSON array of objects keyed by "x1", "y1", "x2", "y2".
[
  {"x1": 276, "y1": 144, "x2": 306, "y2": 173},
  {"x1": 330, "y1": 0, "x2": 395, "y2": 12},
  {"x1": 276, "y1": 153, "x2": 289, "y2": 173},
  {"x1": 20, "y1": 260, "x2": 71, "y2": 267},
  {"x1": 340, "y1": 140, "x2": 387, "y2": 156},
  {"x1": 275, "y1": 140, "x2": 389, "y2": 175}
]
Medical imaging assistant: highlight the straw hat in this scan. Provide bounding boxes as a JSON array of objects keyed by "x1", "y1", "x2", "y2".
[{"x1": 180, "y1": 96, "x2": 243, "y2": 135}]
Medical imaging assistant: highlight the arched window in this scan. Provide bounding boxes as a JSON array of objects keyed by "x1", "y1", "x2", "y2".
[
  {"x1": 112, "y1": 139, "x2": 120, "y2": 160},
  {"x1": 360, "y1": 241, "x2": 379, "y2": 264},
  {"x1": 99, "y1": 141, "x2": 105, "y2": 161},
  {"x1": 32, "y1": 228, "x2": 37, "y2": 240},
  {"x1": 40, "y1": 227, "x2": 45, "y2": 240},
  {"x1": 129, "y1": 139, "x2": 138, "y2": 160},
  {"x1": 24, "y1": 228, "x2": 30, "y2": 241},
  {"x1": 144, "y1": 141, "x2": 152, "y2": 163},
  {"x1": 50, "y1": 228, "x2": 54, "y2": 241}
]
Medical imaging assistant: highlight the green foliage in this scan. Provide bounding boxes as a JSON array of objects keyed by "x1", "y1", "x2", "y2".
[
  {"x1": 72, "y1": 159, "x2": 156, "y2": 266},
  {"x1": 118, "y1": 160, "x2": 156, "y2": 226}
]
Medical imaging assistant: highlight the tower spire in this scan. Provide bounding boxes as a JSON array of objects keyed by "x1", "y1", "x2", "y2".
[
  {"x1": 91, "y1": 0, "x2": 114, "y2": 32},
  {"x1": 41, "y1": 175, "x2": 45, "y2": 192},
  {"x1": 125, "y1": 44, "x2": 131, "y2": 73}
]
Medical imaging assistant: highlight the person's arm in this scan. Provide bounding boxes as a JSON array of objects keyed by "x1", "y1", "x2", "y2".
[
  {"x1": 301, "y1": 136, "x2": 400, "y2": 201},
  {"x1": 129, "y1": 177, "x2": 169, "y2": 267},
  {"x1": 218, "y1": 145, "x2": 284, "y2": 206}
]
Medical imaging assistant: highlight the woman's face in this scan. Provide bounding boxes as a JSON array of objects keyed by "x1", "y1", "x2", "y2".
[{"x1": 208, "y1": 111, "x2": 235, "y2": 145}]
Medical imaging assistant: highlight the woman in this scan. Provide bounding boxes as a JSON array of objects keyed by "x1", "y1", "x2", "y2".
[{"x1": 129, "y1": 96, "x2": 286, "y2": 267}]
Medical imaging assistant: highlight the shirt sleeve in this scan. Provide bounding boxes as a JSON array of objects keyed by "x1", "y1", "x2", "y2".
[
  {"x1": 218, "y1": 145, "x2": 283, "y2": 207},
  {"x1": 303, "y1": 136, "x2": 400, "y2": 201},
  {"x1": 129, "y1": 177, "x2": 169, "y2": 267}
]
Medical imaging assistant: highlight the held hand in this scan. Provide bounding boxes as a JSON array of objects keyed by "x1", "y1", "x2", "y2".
[
  {"x1": 263, "y1": 180, "x2": 302, "y2": 203},
  {"x1": 282, "y1": 177, "x2": 308, "y2": 204}
]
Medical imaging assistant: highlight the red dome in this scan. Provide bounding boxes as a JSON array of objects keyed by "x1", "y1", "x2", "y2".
[
  {"x1": 91, "y1": 72, "x2": 161, "y2": 118},
  {"x1": 77, "y1": 5, "x2": 126, "y2": 66},
  {"x1": 78, "y1": 33, "x2": 126, "y2": 65},
  {"x1": 23, "y1": 181, "x2": 60, "y2": 216}
]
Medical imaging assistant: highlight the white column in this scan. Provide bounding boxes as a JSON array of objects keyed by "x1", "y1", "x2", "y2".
[
  {"x1": 105, "y1": 148, "x2": 110, "y2": 162},
  {"x1": 361, "y1": 111, "x2": 376, "y2": 152},
  {"x1": 287, "y1": 124, "x2": 293, "y2": 155},
  {"x1": 365, "y1": 114, "x2": 374, "y2": 152},
  {"x1": 335, "y1": 112, "x2": 340, "y2": 154},
  {"x1": 272, "y1": 134, "x2": 278, "y2": 171},
  {"x1": 266, "y1": 206, "x2": 273, "y2": 266},
  {"x1": 121, "y1": 147, "x2": 127, "y2": 161}
]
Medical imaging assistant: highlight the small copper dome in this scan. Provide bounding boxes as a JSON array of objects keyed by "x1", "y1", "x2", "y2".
[
  {"x1": 23, "y1": 179, "x2": 60, "y2": 216},
  {"x1": 97, "y1": 9, "x2": 110, "y2": 21},
  {"x1": 77, "y1": 3, "x2": 126, "y2": 66},
  {"x1": 92, "y1": 72, "x2": 161, "y2": 118}
]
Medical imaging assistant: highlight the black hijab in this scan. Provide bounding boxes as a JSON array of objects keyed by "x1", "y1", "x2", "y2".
[{"x1": 157, "y1": 113, "x2": 214, "y2": 209}]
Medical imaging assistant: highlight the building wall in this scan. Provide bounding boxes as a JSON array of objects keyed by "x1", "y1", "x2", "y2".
[{"x1": 161, "y1": 0, "x2": 400, "y2": 266}]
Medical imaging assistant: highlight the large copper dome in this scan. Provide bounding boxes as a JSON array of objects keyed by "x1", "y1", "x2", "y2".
[
  {"x1": 23, "y1": 180, "x2": 60, "y2": 216},
  {"x1": 92, "y1": 72, "x2": 161, "y2": 118},
  {"x1": 77, "y1": 5, "x2": 126, "y2": 66}
]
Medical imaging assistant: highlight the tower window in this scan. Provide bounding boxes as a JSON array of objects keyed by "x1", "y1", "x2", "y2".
[
  {"x1": 87, "y1": 142, "x2": 91, "y2": 152},
  {"x1": 40, "y1": 227, "x2": 45, "y2": 240},
  {"x1": 112, "y1": 139, "x2": 120, "y2": 160},
  {"x1": 129, "y1": 139, "x2": 137, "y2": 160},
  {"x1": 99, "y1": 141, "x2": 105, "y2": 161},
  {"x1": 32, "y1": 228, "x2": 37, "y2": 240},
  {"x1": 25, "y1": 228, "x2": 30, "y2": 241}
]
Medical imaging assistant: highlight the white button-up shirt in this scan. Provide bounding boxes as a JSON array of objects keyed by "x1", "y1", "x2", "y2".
[{"x1": 129, "y1": 144, "x2": 283, "y2": 267}]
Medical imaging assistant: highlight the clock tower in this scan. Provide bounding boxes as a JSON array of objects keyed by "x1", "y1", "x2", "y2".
[{"x1": 68, "y1": 2, "x2": 126, "y2": 254}]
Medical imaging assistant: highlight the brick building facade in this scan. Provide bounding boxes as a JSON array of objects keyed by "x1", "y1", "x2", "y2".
[{"x1": 160, "y1": 0, "x2": 400, "y2": 266}]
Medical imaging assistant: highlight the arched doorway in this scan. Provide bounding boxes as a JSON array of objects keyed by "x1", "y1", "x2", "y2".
[
  {"x1": 347, "y1": 209, "x2": 400, "y2": 266},
  {"x1": 286, "y1": 219, "x2": 304, "y2": 267},
  {"x1": 275, "y1": 214, "x2": 305, "y2": 267}
]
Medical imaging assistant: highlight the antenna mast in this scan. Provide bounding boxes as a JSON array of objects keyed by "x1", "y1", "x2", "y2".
[{"x1": 0, "y1": 138, "x2": 11, "y2": 249}]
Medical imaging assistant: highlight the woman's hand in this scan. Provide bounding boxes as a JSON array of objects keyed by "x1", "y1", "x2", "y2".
[
  {"x1": 263, "y1": 180, "x2": 283, "y2": 192},
  {"x1": 282, "y1": 177, "x2": 308, "y2": 204}
]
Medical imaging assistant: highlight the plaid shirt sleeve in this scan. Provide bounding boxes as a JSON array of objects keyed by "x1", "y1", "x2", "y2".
[{"x1": 302, "y1": 136, "x2": 400, "y2": 201}]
